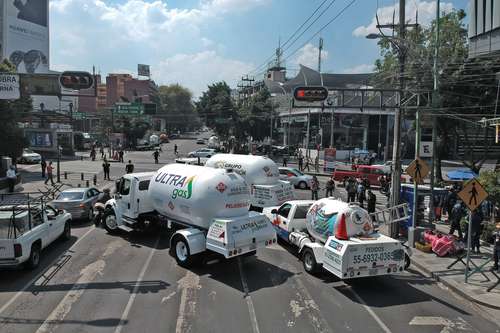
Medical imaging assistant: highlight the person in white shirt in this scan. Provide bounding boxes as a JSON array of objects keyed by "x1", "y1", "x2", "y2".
[{"x1": 6, "y1": 165, "x2": 17, "y2": 193}]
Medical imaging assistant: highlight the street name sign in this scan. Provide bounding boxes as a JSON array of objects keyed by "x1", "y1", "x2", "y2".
[
  {"x1": 0, "y1": 74, "x2": 20, "y2": 100},
  {"x1": 114, "y1": 102, "x2": 144, "y2": 115},
  {"x1": 458, "y1": 179, "x2": 488, "y2": 211},
  {"x1": 405, "y1": 157, "x2": 430, "y2": 184}
]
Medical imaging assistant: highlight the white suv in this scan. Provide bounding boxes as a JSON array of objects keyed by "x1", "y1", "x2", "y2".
[
  {"x1": 188, "y1": 148, "x2": 216, "y2": 158},
  {"x1": 0, "y1": 202, "x2": 72, "y2": 269}
]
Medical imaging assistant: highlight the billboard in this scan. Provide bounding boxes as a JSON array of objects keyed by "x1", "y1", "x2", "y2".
[
  {"x1": 138, "y1": 64, "x2": 150, "y2": 77},
  {"x1": 2, "y1": 0, "x2": 49, "y2": 74}
]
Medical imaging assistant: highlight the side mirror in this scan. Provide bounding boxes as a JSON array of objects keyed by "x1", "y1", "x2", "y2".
[
  {"x1": 57, "y1": 209, "x2": 64, "y2": 215},
  {"x1": 271, "y1": 209, "x2": 278, "y2": 214}
]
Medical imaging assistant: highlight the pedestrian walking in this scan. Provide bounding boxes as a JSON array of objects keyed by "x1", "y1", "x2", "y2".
[
  {"x1": 325, "y1": 177, "x2": 335, "y2": 197},
  {"x1": 174, "y1": 144, "x2": 178, "y2": 155},
  {"x1": 282, "y1": 156, "x2": 288, "y2": 167},
  {"x1": 362, "y1": 176, "x2": 370, "y2": 190},
  {"x1": 118, "y1": 150, "x2": 124, "y2": 163},
  {"x1": 367, "y1": 190, "x2": 376, "y2": 214},
  {"x1": 311, "y1": 176, "x2": 319, "y2": 201},
  {"x1": 102, "y1": 159, "x2": 111, "y2": 180},
  {"x1": 40, "y1": 157, "x2": 46, "y2": 178},
  {"x1": 6, "y1": 165, "x2": 17, "y2": 193},
  {"x1": 298, "y1": 155, "x2": 304, "y2": 171},
  {"x1": 44, "y1": 161, "x2": 55, "y2": 186},
  {"x1": 125, "y1": 160, "x2": 134, "y2": 174},
  {"x1": 99, "y1": 146, "x2": 104, "y2": 159},
  {"x1": 153, "y1": 150, "x2": 160, "y2": 164},
  {"x1": 345, "y1": 177, "x2": 357, "y2": 203},
  {"x1": 449, "y1": 201, "x2": 464, "y2": 239},
  {"x1": 90, "y1": 148, "x2": 96, "y2": 161},
  {"x1": 492, "y1": 223, "x2": 500, "y2": 272},
  {"x1": 469, "y1": 210, "x2": 483, "y2": 254},
  {"x1": 357, "y1": 182, "x2": 366, "y2": 208},
  {"x1": 303, "y1": 157, "x2": 311, "y2": 172}
]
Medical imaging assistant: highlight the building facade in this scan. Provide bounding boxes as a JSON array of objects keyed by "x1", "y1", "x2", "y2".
[{"x1": 468, "y1": 0, "x2": 500, "y2": 57}]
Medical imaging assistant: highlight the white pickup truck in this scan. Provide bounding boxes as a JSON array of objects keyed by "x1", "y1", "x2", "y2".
[
  {"x1": 264, "y1": 199, "x2": 411, "y2": 279},
  {"x1": 0, "y1": 197, "x2": 72, "y2": 269}
]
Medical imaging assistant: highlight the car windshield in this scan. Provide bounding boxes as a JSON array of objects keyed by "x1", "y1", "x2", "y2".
[
  {"x1": 24, "y1": 149, "x2": 35, "y2": 154},
  {"x1": 292, "y1": 168, "x2": 304, "y2": 176},
  {"x1": 56, "y1": 192, "x2": 84, "y2": 201}
]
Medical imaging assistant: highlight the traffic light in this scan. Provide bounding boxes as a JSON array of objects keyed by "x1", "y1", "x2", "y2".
[
  {"x1": 143, "y1": 103, "x2": 157, "y2": 115},
  {"x1": 293, "y1": 86, "x2": 329, "y2": 102},
  {"x1": 59, "y1": 71, "x2": 94, "y2": 90}
]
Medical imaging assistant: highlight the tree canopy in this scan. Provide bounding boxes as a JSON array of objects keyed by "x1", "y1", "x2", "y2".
[{"x1": 157, "y1": 84, "x2": 199, "y2": 132}]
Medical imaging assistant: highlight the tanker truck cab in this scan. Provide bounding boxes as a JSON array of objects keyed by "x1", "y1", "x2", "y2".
[
  {"x1": 104, "y1": 172, "x2": 155, "y2": 232},
  {"x1": 263, "y1": 200, "x2": 314, "y2": 241},
  {"x1": 271, "y1": 198, "x2": 411, "y2": 280}
]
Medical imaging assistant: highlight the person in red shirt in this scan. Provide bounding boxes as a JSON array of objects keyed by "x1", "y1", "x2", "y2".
[{"x1": 44, "y1": 161, "x2": 55, "y2": 186}]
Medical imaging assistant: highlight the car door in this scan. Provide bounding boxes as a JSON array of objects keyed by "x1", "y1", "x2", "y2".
[
  {"x1": 272, "y1": 203, "x2": 292, "y2": 237},
  {"x1": 117, "y1": 177, "x2": 135, "y2": 219},
  {"x1": 29, "y1": 210, "x2": 52, "y2": 247},
  {"x1": 46, "y1": 205, "x2": 64, "y2": 241}
]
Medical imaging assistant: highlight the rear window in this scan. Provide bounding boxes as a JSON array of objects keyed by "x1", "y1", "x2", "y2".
[
  {"x1": 139, "y1": 180, "x2": 150, "y2": 191},
  {"x1": 57, "y1": 192, "x2": 84, "y2": 200},
  {"x1": 293, "y1": 205, "x2": 311, "y2": 219}
]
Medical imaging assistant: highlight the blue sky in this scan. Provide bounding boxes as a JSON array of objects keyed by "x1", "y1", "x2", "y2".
[{"x1": 49, "y1": 0, "x2": 468, "y2": 96}]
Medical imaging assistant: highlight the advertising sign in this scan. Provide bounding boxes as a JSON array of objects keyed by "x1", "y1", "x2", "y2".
[
  {"x1": 2, "y1": 0, "x2": 50, "y2": 73},
  {"x1": 138, "y1": 64, "x2": 150, "y2": 77},
  {"x1": 27, "y1": 131, "x2": 52, "y2": 147},
  {"x1": 324, "y1": 148, "x2": 337, "y2": 172},
  {"x1": 19, "y1": 73, "x2": 61, "y2": 96},
  {"x1": 0, "y1": 74, "x2": 20, "y2": 99}
]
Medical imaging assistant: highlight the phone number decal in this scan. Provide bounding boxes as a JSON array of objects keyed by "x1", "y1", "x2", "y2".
[{"x1": 352, "y1": 252, "x2": 393, "y2": 264}]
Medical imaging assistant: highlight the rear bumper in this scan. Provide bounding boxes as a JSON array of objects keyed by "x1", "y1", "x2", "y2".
[{"x1": 0, "y1": 258, "x2": 21, "y2": 267}]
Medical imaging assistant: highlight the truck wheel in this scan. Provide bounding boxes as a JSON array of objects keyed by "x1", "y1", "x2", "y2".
[
  {"x1": 172, "y1": 236, "x2": 196, "y2": 267},
  {"x1": 26, "y1": 243, "x2": 41, "y2": 270},
  {"x1": 103, "y1": 210, "x2": 118, "y2": 234},
  {"x1": 61, "y1": 222, "x2": 71, "y2": 241},
  {"x1": 298, "y1": 181, "x2": 308, "y2": 190},
  {"x1": 302, "y1": 248, "x2": 319, "y2": 274}
]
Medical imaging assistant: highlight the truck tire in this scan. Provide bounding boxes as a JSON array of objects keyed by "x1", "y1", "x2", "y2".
[
  {"x1": 172, "y1": 236, "x2": 194, "y2": 268},
  {"x1": 302, "y1": 248, "x2": 319, "y2": 274},
  {"x1": 60, "y1": 222, "x2": 71, "y2": 241},
  {"x1": 103, "y1": 209, "x2": 118, "y2": 234},
  {"x1": 298, "y1": 181, "x2": 308, "y2": 190},
  {"x1": 26, "y1": 243, "x2": 41, "y2": 270}
]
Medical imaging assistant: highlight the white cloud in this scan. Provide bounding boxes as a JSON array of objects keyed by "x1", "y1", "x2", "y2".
[
  {"x1": 291, "y1": 43, "x2": 328, "y2": 69},
  {"x1": 353, "y1": 1, "x2": 454, "y2": 37},
  {"x1": 342, "y1": 64, "x2": 375, "y2": 74},
  {"x1": 154, "y1": 51, "x2": 253, "y2": 97}
]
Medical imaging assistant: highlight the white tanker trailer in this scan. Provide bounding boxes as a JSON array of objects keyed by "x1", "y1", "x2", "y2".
[
  {"x1": 102, "y1": 164, "x2": 276, "y2": 267},
  {"x1": 205, "y1": 154, "x2": 294, "y2": 211}
]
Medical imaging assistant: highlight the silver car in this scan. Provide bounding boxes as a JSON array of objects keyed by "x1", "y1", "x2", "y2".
[
  {"x1": 188, "y1": 148, "x2": 216, "y2": 158},
  {"x1": 51, "y1": 187, "x2": 101, "y2": 221},
  {"x1": 279, "y1": 167, "x2": 313, "y2": 189}
]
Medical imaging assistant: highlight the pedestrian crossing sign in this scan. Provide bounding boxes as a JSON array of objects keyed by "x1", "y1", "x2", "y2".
[
  {"x1": 405, "y1": 158, "x2": 430, "y2": 184},
  {"x1": 458, "y1": 179, "x2": 488, "y2": 212}
]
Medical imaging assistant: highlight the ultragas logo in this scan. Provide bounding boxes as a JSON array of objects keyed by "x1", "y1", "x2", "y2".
[{"x1": 154, "y1": 172, "x2": 196, "y2": 199}]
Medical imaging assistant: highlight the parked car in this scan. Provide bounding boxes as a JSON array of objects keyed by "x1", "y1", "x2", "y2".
[
  {"x1": 17, "y1": 148, "x2": 42, "y2": 164},
  {"x1": 196, "y1": 138, "x2": 205, "y2": 144},
  {"x1": 278, "y1": 167, "x2": 313, "y2": 189},
  {"x1": 51, "y1": 188, "x2": 101, "y2": 221},
  {"x1": 0, "y1": 202, "x2": 71, "y2": 269},
  {"x1": 188, "y1": 148, "x2": 216, "y2": 158}
]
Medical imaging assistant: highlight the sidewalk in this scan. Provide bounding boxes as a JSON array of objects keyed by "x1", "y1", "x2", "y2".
[{"x1": 409, "y1": 223, "x2": 500, "y2": 326}]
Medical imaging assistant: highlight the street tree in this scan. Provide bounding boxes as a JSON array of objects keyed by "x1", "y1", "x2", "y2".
[
  {"x1": 196, "y1": 82, "x2": 236, "y2": 139},
  {"x1": 236, "y1": 87, "x2": 275, "y2": 142},
  {"x1": 157, "y1": 84, "x2": 199, "y2": 132},
  {"x1": 371, "y1": 9, "x2": 500, "y2": 176},
  {"x1": 0, "y1": 59, "x2": 31, "y2": 161}
]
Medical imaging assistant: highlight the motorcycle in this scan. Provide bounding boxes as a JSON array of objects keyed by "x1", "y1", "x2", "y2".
[{"x1": 92, "y1": 202, "x2": 106, "y2": 227}]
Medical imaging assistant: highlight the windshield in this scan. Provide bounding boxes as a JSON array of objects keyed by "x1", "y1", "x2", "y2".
[
  {"x1": 56, "y1": 192, "x2": 84, "y2": 201},
  {"x1": 292, "y1": 168, "x2": 304, "y2": 176},
  {"x1": 24, "y1": 149, "x2": 35, "y2": 154}
]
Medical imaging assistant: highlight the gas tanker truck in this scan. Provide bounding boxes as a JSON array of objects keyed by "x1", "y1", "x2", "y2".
[
  {"x1": 263, "y1": 198, "x2": 411, "y2": 279},
  {"x1": 205, "y1": 154, "x2": 294, "y2": 211},
  {"x1": 101, "y1": 164, "x2": 276, "y2": 267}
]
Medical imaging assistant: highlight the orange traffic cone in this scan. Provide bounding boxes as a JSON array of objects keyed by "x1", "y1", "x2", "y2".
[{"x1": 335, "y1": 214, "x2": 349, "y2": 240}]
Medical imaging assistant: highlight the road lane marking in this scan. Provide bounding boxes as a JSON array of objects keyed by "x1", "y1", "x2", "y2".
[
  {"x1": 35, "y1": 260, "x2": 106, "y2": 333},
  {"x1": 0, "y1": 226, "x2": 95, "y2": 316},
  {"x1": 114, "y1": 237, "x2": 159, "y2": 333},
  {"x1": 409, "y1": 316, "x2": 475, "y2": 332},
  {"x1": 350, "y1": 288, "x2": 392, "y2": 333},
  {"x1": 237, "y1": 258, "x2": 260, "y2": 333},
  {"x1": 175, "y1": 270, "x2": 201, "y2": 333}
]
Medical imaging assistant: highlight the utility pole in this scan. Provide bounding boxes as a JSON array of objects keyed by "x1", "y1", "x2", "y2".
[
  {"x1": 410, "y1": 94, "x2": 421, "y2": 247},
  {"x1": 318, "y1": 37, "x2": 324, "y2": 73},
  {"x1": 389, "y1": 0, "x2": 406, "y2": 238},
  {"x1": 429, "y1": 0, "x2": 440, "y2": 221}
]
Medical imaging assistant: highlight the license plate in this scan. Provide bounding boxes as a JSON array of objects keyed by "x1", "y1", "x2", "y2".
[{"x1": 369, "y1": 268, "x2": 378, "y2": 276}]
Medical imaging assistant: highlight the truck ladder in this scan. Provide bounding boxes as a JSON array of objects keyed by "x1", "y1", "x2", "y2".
[{"x1": 370, "y1": 203, "x2": 410, "y2": 226}]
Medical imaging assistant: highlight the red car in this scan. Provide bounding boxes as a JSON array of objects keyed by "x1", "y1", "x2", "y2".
[{"x1": 333, "y1": 165, "x2": 389, "y2": 187}]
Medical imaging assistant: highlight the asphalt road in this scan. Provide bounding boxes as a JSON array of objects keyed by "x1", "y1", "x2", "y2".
[{"x1": 3, "y1": 136, "x2": 499, "y2": 333}]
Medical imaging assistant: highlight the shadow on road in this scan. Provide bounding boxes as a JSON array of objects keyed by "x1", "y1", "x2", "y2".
[
  {"x1": 0, "y1": 316, "x2": 127, "y2": 327},
  {"x1": 29, "y1": 280, "x2": 170, "y2": 294}
]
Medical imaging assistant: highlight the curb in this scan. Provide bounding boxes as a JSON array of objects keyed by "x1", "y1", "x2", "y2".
[{"x1": 411, "y1": 256, "x2": 500, "y2": 310}]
